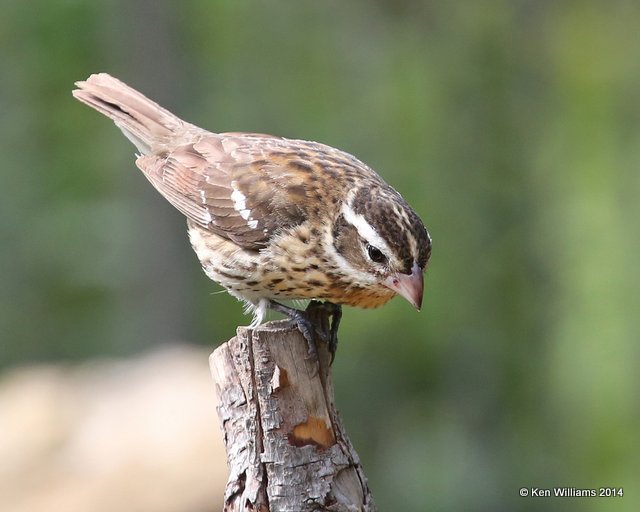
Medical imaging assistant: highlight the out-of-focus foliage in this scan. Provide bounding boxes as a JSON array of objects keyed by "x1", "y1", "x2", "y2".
[{"x1": 1, "y1": 1, "x2": 638, "y2": 511}]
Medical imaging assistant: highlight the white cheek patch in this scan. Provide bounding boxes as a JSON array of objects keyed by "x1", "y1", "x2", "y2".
[
  {"x1": 341, "y1": 196, "x2": 392, "y2": 261},
  {"x1": 231, "y1": 180, "x2": 259, "y2": 229},
  {"x1": 322, "y1": 225, "x2": 378, "y2": 285}
]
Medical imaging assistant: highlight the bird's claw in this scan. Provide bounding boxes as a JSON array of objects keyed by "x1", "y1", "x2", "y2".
[
  {"x1": 309, "y1": 301, "x2": 341, "y2": 362},
  {"x1": 305, "y1": 300, "x2": 342, "y2": 363},
  {"x1": 293, "y1": 314, "x2": 322, "y2": 358},
  {"x1": 268, "y1": 300, "x2": 342, "y2": 363}
]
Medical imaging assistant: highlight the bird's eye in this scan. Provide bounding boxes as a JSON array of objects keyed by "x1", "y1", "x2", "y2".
[{"x1": 366, "y1": 244, "x2": 387, "y2": 264}]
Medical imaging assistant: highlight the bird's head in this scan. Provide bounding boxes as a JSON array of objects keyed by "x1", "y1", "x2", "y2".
[{"x1": 330, "y1": 186, "x2": 431, "y2": 309}]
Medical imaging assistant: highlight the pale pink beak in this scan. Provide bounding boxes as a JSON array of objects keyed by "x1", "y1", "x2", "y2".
[{"x1": 383, "y1": 262, "x2": 424, "y2": 310}]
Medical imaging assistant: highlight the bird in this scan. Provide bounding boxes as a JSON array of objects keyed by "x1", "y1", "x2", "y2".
[{"x1": 73, "y1": 73, "x2": 432, "y2": 355}]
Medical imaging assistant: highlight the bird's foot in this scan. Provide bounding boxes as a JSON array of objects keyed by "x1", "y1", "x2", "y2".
[
  {"x1": 267, "y1": 300, "x2": 342, "y2": 363},
  {"x1": 267, "y1": 300, "x2": 324, "y2": 358},
  {"x1": 306, "y1": 301, "x2": 341, "y2": 362}
]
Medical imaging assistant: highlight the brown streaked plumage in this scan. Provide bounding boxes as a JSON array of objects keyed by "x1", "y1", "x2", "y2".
[{"x1": 73, "y1": 73, "x2": 432, "y2": 351}]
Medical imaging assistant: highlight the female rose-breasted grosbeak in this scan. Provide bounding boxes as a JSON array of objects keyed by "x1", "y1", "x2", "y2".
[{"x1": 73, "y1": 74, "x2": 431, "y2": 350}]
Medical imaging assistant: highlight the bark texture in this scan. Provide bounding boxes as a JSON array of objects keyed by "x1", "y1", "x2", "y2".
[{"x1": 210, "y1": 310, "x2": 376, "y2": 512}]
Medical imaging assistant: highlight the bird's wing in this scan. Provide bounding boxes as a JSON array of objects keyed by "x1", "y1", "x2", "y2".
[{"x1": 135, "y1": 134, "x2": 313, "y2": 250}]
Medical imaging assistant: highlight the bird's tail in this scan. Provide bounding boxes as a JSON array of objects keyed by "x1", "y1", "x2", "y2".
[{"x1": 73, "y1": 73, "x2": 187, "y2": 155}]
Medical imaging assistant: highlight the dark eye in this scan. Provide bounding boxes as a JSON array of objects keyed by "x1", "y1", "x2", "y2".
[{"x1": 366, "y1": 244, "x2": 387, "y2": 264}]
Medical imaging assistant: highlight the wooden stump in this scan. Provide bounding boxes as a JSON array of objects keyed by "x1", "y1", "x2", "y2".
[{"x1": 210, "y1": 312, "x2": 377, "y2": 512}]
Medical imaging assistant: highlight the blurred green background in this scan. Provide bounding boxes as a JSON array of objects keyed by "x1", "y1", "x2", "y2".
[{"x1": 2, "y1": 1, "x2": 639, "y2": 511}]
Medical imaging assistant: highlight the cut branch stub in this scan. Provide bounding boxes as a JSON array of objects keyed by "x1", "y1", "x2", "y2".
[{"x1": 210, "y1": 313, "x2": 376, "y2": 512}]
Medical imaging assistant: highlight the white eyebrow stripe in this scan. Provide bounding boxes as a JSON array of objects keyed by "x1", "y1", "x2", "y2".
[{"x1": 341, "y1": 192, "x2": 392, "y2": 258}]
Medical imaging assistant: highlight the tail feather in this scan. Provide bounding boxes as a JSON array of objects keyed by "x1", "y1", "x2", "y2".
[{"x1": 72, "y1": 73, "x2": 187, "y2": 154}]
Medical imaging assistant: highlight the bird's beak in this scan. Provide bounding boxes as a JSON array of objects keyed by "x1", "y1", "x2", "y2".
[{"x1": 383, "y1": 262, "x2": 424, "y2": 310}]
